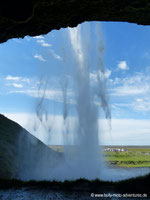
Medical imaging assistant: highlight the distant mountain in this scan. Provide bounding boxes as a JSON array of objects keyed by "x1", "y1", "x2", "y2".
[{"x1": 0, "y1": 114, "x2": 63, "y2": 180}]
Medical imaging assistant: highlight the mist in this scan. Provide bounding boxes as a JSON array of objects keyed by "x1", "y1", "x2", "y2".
[{"x1": 17, "y1": 22, "x2": 110, "y2": 181}]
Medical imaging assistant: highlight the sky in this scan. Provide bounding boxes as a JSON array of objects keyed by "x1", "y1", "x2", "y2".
[{"x1": 1, "y1": 21, "x2": 150, "y2": 145}]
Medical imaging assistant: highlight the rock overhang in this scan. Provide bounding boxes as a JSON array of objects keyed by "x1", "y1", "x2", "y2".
[{"x1": 0, "y1": 0, "x2": 150, "y2": 43}]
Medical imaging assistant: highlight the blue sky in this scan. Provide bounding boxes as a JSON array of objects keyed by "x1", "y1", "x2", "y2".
[{"x1": 1, "y1": 21, "x2": 150, "y2": 145}]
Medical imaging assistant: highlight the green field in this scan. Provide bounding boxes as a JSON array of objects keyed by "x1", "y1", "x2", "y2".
[
  {"x1": 104, "y1": 147, "x2": 150, "y2": 168},
  {"x1": 49, "y1": 145, "x2": 150, "y2": 168}
]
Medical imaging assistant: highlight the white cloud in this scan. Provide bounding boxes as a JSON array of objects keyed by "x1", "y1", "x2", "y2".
[
  {"x1": 117, "y1": 61, "x2": 129, "y2": 70},
  {"x1": 110, "y1": 73, "x2": 150, "y2": 96},
  {"x1": 5, "y1": 76, "x2": 74, "y2": 104},
  {"x1": 22, "y1": 89, "x2": 62, "y2": 100},
  {"x1": 33, "y1": 35, "x2": 44, "y2": 39},
  {"x1": 132, "y1": 99, "x2": 150, "y2": 112},
  {"x1": 41, "y1": 43, "x2": 52, "y2": 47},
  {"x1": 113, "y1": 100, "x2": 150, "y2": 113},
  {"x1": 34, "y1": 35, "x2": 61, "y2": 60},
  {"x1": 37, "y1": 39, "x2": 52, "y2": 47},
  {"x1": 12, "y1": 88, "x2": 74, "y2": 104},
  {"x1": 34, "y1": 54, "x2": 46, "y2": 62},
  {"x1": 6, "y1": 75, "x2": 30, "y2": 84},
  {"x1": 12, "y1": 83, "x2": 23, "y2": 88},
  {"x1": 108, "y1": 72, "x2": 150, "y2": 114},
  {"x1": 50, "y1": 49, "x2": 62, "y2": 60},
  {"x1": 33, "y1": 35, "x2": 52, "y2": 47},
  {"x1": 6, "y1": 75, "x2": 20, "y2": 81},
  {"x1": 111, "y1": 85, "x2": 148, "y2": 96}
]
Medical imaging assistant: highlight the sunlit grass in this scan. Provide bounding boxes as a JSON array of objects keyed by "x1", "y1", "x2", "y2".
[{"x1": 104, "y1": 148, "x2": 150, "y2": 167}]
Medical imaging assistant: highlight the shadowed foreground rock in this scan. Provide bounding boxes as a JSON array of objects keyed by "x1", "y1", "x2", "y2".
[
  {"x1": 0, "y1": 114, "x2": 62, "y2": 179},
  {"x1": 0, "y1": 0, "x2": 150, "y2": 43}
]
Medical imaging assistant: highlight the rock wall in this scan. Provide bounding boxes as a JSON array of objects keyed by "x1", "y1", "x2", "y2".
[
  {"x1": 0, "y1": 114, "x2": 62, "y2": 180},
  {"x1": 0, "y1": 0, "x2": 150, "y2": 43}
]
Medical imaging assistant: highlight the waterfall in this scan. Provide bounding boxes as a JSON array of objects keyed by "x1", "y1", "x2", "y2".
[{"x1": 50, "y1": 23, "x2": 110, "y2": 180}]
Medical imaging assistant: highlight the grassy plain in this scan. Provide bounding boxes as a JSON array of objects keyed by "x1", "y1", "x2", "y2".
[
  {"x1": 49, "y1": 145, "x2": 150, "y2": 168},
  {"x1": 104, "y1": 147, "x2": 150, "y2": 168}
]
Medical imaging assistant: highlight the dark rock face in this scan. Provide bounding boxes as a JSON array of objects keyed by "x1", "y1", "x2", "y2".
[
  {"x1": 0, "y1": 0, "x2": 150, "y2": 43},
  {"x1": 0, "y1": 114, "x2": 62, "y2": 180}
]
